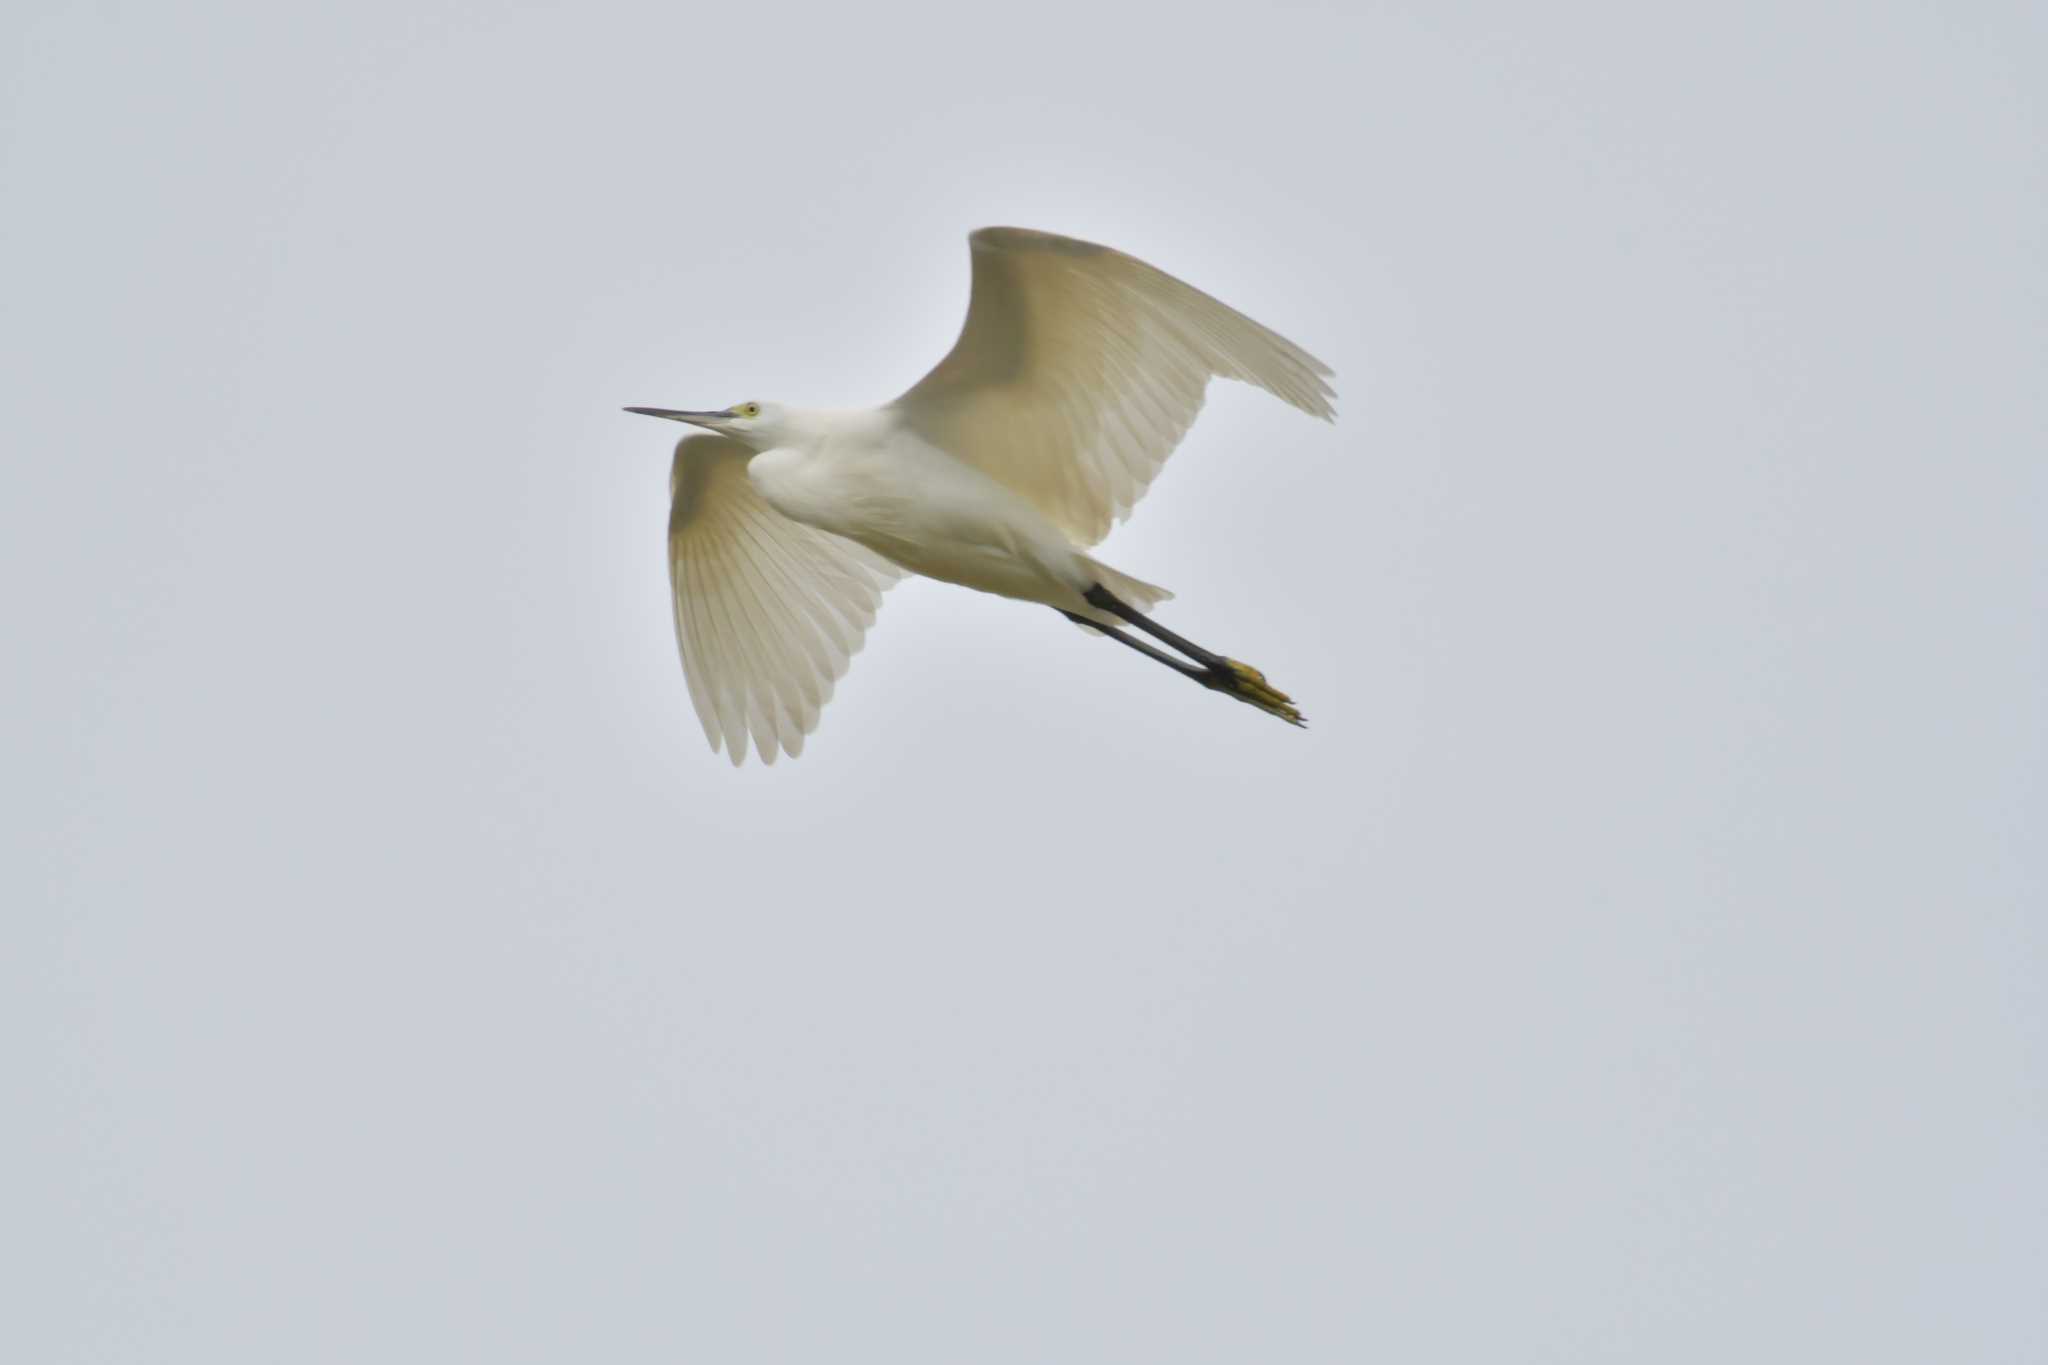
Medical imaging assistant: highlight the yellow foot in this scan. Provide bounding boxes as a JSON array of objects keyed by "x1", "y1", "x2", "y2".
[{"x1": 1205, "y1": 658, "x2": 1307, "y2": 728}]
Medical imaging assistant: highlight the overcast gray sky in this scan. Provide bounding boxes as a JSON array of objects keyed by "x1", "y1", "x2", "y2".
[{"x1": 5, "y1": 1, "x2": 2043, "y2": 1360}]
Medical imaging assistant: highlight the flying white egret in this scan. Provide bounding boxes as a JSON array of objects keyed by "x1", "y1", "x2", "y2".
[{"x1": 628, "y1": 227, "x2": 1335, "y2": 765}]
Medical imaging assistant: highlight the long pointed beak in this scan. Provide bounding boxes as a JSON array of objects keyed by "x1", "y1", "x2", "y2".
[{"x1": 623, "y1": 406, "x2": 733, "y2": 427}]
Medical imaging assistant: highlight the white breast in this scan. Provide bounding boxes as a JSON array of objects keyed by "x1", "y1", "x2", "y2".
[{"x1": 747, "y1": 425, "x2": 1089, "y2": 605}]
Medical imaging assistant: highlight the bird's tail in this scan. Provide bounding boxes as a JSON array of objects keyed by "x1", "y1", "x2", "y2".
[{"x1": 1071, "y1": 556, "x2": 1172, "y2": 630}]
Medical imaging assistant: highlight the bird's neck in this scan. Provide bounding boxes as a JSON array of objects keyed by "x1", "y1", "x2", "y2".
[{"x1": 777, "y1": 406, "x2": 893, "y2": 451}]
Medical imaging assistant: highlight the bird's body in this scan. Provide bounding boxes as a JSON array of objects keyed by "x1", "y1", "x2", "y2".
[
  {"x1": 630, "y1": 227, "x2": 1335, "y2": 765},
  {"x1": 741, "y1": 406, "x2": 1158, "y2": 625}
]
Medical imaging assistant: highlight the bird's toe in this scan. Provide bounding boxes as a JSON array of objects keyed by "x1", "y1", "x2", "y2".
[{"x1": 1206, "y1": 658, "x2": 1307, "y2": 727}]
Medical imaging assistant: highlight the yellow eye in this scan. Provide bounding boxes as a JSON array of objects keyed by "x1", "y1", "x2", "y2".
[{"x1": 737, "y1": 402, "x2": 760, "y2": 418}]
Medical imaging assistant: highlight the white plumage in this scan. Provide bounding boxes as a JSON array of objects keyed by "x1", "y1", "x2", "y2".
[
  {"x1": 665, "y1": 439, "x2": 903, "y2": 763},
  {"x1": 635, "y1": 227, "x2": 1336, "y2": 765}
]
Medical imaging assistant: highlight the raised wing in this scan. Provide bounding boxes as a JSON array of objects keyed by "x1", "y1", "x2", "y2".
[
  {"x1": 892, "y1": 227, "x2": 1336, "y2": 546},
  {"x1": 667, "y1": 435, "x2": 903, "y2": 765}
]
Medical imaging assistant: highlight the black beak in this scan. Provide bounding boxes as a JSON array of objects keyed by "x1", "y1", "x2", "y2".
[{"x1": 623, "y1": 407, "x2": 734, "y2": 425}]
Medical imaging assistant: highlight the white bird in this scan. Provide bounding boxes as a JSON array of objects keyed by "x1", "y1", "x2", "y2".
[{"x1": 628, "y1": 227, "x2": 1335, "y2": 765}]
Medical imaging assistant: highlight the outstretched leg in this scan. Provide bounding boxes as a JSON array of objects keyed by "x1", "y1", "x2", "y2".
[
  {"x1": 1061, "y1": 612, "x2": 1207, "y2": 680},
  {"x1": 1072, "y1": 587, "x2": 1306, "y2": 727}
]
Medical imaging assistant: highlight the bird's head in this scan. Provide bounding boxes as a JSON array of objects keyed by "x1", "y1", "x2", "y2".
[{"x1": 623, "y1": 400, "x2": 788, "y2": 450}]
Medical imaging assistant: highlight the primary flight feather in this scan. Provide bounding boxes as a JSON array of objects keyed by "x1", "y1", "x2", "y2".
[{"x1": 631, "y1": 226, "x2": 1336, "y2": 765}]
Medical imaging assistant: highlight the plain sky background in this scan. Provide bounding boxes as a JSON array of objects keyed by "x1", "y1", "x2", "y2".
[{"x1": 4, "y1": 1, "x2": 2043, "y2": 1360}]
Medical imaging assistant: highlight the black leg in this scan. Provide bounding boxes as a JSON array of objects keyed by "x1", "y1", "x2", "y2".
[
  {"x1": 1083, "y1": 585, "x2": 1227, "y2": 668},
  {"x1": 1061, "y1": 611, "x2": 1208, "y2": 681},
  {"x1": 1068, "y1": 589, "x2": 1307, "y2": 728}
]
